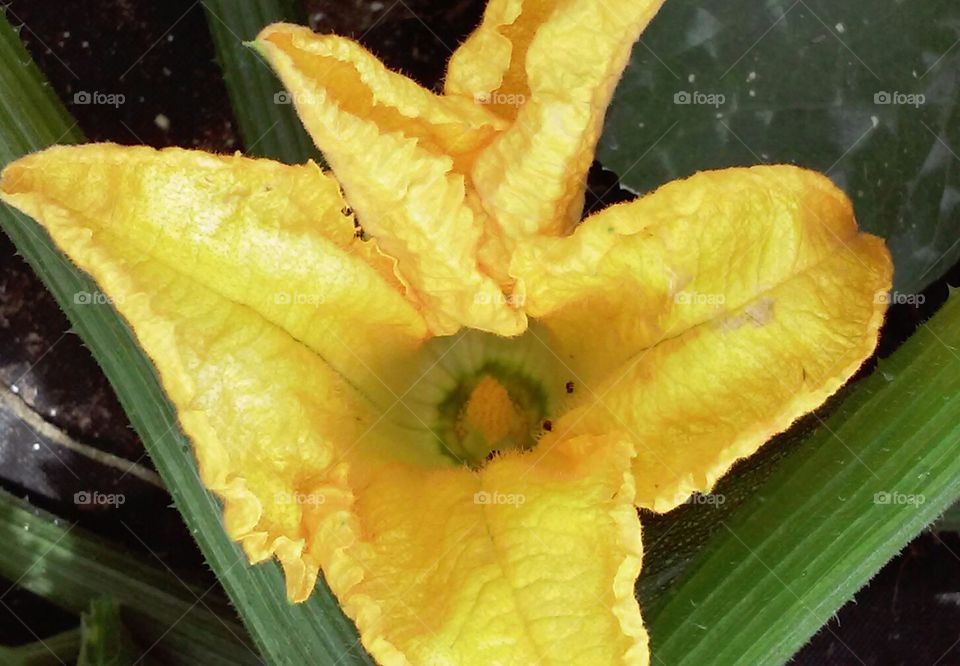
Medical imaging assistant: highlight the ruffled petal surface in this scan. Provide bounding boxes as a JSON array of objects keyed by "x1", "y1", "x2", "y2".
[
  {"x1": 2, "y1": 158, "x2": 409, "y2": 601},
  {"x1": 512, "y1": 165, "x2": 893, "y2": 511},
  {"x1": 2, "y1": 144, "x2": 428, "y2": 402},
  {"x1": 330, "y1": 433, "x2": 646, "y2": 666},
  {"x1": 255, "y1": 25, "x2": 525, "y2": 337},
  {"x1": 447, "y1": 0, "x2": 665, "y2": 241}
]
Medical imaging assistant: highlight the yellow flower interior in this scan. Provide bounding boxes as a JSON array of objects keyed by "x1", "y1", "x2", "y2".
[
  {"x1": 396, "y1": 325, "x2": 569, "y2": 469},
  {"x1": 458, "y1": 375, "x2": 528, "y2": 458}
]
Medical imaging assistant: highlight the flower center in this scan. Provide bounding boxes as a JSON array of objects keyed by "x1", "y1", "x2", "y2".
[
  {"x1": 397, "y1": 325, "x2": 570, "y2": 470},
  {"x1": 453, "y1": 373, "x2": 539, "y2": 465},
  {"x1": 461, "y1": 375, "x2": 523, "y2": 442}
]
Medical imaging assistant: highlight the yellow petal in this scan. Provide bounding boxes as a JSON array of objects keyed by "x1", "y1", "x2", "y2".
[
  {"x1": 260, "y1": 24, "x2": 507, "y2": 160},
  {"x1": 255, "y1": 25, "x2": 525, "y2": 337},
  {"x1": 2, "y1": 183, "x2": 377, "y2": 601},
  {"x1": 448, "y1": 0, "x2": 665, "y2": 240},
  {"x1": 2, "y1": 144, "x2": 427, "y2": 402},
  {"x1": 513, "y1": 166, "x2": 892, "y2": 512},
  {"x1": 330, "y1": 433, "x2": 647, "y2": 665}
]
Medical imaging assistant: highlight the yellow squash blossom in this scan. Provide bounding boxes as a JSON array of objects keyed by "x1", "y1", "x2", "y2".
[{"x1": 1, "y1": 0, "x2": 892, "y2": 663}]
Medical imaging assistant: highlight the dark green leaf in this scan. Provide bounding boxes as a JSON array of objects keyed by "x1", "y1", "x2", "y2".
[{"x1": 600, "y1": 0, "x2": 960, "y2": 294}]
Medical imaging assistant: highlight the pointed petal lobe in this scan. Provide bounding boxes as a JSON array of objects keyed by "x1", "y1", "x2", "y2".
[
  {"x1": 513, "y1": 166, "x2": 892, "y2": 511},
  {"x1": 327, "y1": 433, "x2": 647, "y2": 665},
  {"x1": 2, "y1": 173, "x2": 393, "y2": 601},
  {"x1": 2, "y1": 144, "x2": 427, "y2": 402},
  {"x1": 448, "y1": 0, "x2": 665, "y2": 240},
  {"x1": 255, "y1": 25, "x2": 525, "y2": 336}
]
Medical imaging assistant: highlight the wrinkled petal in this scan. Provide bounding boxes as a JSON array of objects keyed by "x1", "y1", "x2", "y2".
[
  {"x1": 447, "y1": 0, "x2": 665, "y2": 240},
  {"x1": 513, "y1": 166, "x2": 892, "y2": 511},
  {"x1": 255, "y1": 25, "x2": 525, "y2": 336},
  {"x1": 329, "y1": 433, "x2": 646, "y2": 665},
  {"x1": 2, "y1": 144, "x2": 427, "y2": 402},
  {"x1": 2, "y1": 177, "x2": 402, "y2": 601}
]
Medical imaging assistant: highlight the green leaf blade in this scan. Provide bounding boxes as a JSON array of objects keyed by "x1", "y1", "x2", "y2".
[{"x1": 202, "y1": 0, "x2": 320, "y2": 164}]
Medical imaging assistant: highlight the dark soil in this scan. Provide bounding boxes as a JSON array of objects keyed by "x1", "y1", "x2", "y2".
[{"x1": 0, "y1": 1, "x2": 958, "y2": 664}]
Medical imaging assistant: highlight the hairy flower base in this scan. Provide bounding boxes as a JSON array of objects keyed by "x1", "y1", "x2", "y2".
[{"x1": 401, "y1": 326, "x2": 566, "y2": 468}]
